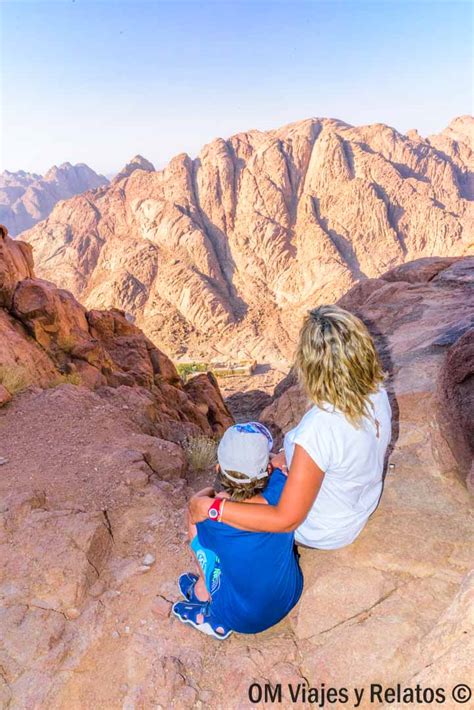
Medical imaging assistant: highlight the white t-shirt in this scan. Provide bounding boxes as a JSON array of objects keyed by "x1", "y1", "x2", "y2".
[{"x1": 283, "y1": 387, "x2": 392, "y2": 550}]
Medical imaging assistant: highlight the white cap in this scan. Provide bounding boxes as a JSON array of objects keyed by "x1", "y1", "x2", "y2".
[{"x1": 217, "y1": 422, "x2": 273, "y2": 484}]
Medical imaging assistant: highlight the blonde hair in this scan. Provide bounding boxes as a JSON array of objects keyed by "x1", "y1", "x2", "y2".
[
  {"x1": 295, "y1": 305, "x2": 384, "y2": 427},
  {"x1": 214, "y1": 468, "x2": 268, "y2": 502}
]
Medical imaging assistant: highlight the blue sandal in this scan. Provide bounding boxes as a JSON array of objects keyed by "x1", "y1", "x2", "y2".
[
  {"x1": 178, "y1": 572, "x2": 200, "y2": 602},
  {"x1": 172, "y1": 600, "x2": 233, "y2": 640}
]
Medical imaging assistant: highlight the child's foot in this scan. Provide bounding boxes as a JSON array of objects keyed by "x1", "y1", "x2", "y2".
[
  {"x1": 172, "y1": 601, "x2": 232, "y2": 640},
  {"x1": 179, "y1": 572, "x2": 210, "y2": 602}
]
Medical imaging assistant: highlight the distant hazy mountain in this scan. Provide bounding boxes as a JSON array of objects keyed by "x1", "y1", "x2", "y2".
[
  {"x1": 0, "y1": 162, "x2": 108, "y2": 236},
  {"x1": 22, "y1": 116, "x2": 473, "y2": 360}
]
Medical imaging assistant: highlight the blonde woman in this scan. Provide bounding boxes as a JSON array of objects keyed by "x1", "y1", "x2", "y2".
[{"x1": 189, "y1": 305, "x2": 392, "y2": 550}]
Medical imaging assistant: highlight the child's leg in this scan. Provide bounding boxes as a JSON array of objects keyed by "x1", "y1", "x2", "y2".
[
  {"x1": 178, "y1": 512, "x2": 226, "y2": 634},
  {"x1": 186, "y1": 510, "x2": 210, "y2": 601}
]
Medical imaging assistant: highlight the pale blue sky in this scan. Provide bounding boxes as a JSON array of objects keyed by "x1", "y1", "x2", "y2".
[{"x1": 1, "y1": 0, "x2": 472, "y2": 175}]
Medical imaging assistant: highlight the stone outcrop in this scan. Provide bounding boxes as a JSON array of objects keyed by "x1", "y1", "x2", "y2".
[
  {"x1": 0, "y1": 163, "x2": 108, "y2": 236},
  {"x1": 22, "y1": 116, "x2": 473, "y2": 360}
]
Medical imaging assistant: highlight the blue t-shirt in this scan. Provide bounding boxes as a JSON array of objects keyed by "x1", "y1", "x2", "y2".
[{"x1": 196, "y1": 469, "x2": 304, "y2": 633}]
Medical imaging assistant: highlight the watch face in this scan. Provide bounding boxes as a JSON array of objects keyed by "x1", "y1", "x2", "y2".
[{"x1": 209, "y1": 508, "x2": 218, "y2": 519}]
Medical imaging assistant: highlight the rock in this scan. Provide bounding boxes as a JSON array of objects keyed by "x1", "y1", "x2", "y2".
[
  {"x1": 0, "y1": 226, "x2": 238, "y2": 708},
  {"x1": 132, "y1": 434, "x2": 187, "y2": 480},
  {"x1": 65, "y1": 607, "x2": 81, "y2": 620},
  {"x1": 184, "y1": 372, "x2": 234, "y2": 433},
  {"x1": 437, "y1": 328, "x2": 474, "y2": 487},
  {"x1": 142, "y1": 553, "x2": 155, "y2": 566},
  {"x1": 1, "y1": 510, "x2": 112, "y2": 614},
  {"x1": 1, "y1": 164, "x2": 473, "y2": 708},
  {"x1": 395, "y1": 570, "x2": 474, "y2": 697},
  {"x1": 225, "y1": 388, "x2": 273, "y2": 422},
  {"x1": 151, "y1": 597, "x2": 171, "y2": 619},
  {"x1": 125, "y1": 466, "x2": 150, "y2": 490},
  {"x1": 21, "y1": 117, "x2": 473, "y2": 360},
  {"x1": 295, "y1": 566, "x2": 397, "y2": 639},
  {"x1": 0, "y1": 224, "x2": 35, "y2": 309}
]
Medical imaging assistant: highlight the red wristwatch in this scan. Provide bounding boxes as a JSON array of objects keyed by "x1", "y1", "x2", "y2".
[{"x1": 208, "y1": 498, "x2": 224, "y2": 521}]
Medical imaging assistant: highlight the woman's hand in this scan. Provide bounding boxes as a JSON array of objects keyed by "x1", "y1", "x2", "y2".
[
  {"x1": 216, "y1": 491, "x2": 231, "y2": 500},
  {"x1": 189, "y1": 494, "x2": 214, "y2": 524},
  {"x1": 270, "y1": 450, "x2": 288, "y2": 474}
]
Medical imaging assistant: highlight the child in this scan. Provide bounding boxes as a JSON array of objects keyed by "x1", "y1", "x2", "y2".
[{"x1": 172, "y1": 422, "x2": 303, "y2": 639}]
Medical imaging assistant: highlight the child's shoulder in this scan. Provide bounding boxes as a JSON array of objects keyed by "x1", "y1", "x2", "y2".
[{"x1": 261, "y1": 468, "x2": 286, "y2": 505}]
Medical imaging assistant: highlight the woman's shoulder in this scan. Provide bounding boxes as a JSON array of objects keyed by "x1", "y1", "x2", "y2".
[
  {"x1": 371, "y1": 385, "x2": 391, "y2": 412},
  {"x1": 296, "y1": 402, "x2": 338, "y2": 432}
]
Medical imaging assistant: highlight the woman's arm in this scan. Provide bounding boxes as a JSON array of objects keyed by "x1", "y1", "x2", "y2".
[{"x1": 188, "y1": 444, "x2": 325, "y2": 532}]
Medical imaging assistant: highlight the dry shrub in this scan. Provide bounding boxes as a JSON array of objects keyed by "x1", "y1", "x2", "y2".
[
  {"x1": 48, "y1": 372, "x2": 83, "y2": 388},
  {"x1": 183, "y1": 435, "x2": 218, "y2": 472},
  {"x1": 0, "y1": 364, "x2": 30, "y2": 394},
  {"x1": 56, "y1": 334, "x2": 76, "y2": 353}
]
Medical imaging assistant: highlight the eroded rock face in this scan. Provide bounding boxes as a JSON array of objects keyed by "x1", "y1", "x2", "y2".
[
  {"x1": 22, "y1": 116, "x2": 473, "y2": 360},
  {"x1": 0, "y1": 163, "x2": 108, "y2": 237},
  {"x1": 0, "y1": 225, "x2": 233, "y2": 439}
]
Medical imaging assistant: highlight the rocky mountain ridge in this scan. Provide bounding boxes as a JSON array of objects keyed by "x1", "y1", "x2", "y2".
[
  {"x1": 0, "y1": 163, "x2": 108, "y2": 237},
  {"x1": 22, "y1": 115, "x2": 473, "y2": 360}
]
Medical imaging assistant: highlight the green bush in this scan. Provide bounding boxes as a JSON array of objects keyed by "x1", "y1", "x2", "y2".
[{"x1": 176, "y1": 362, "x2": 208, "y2": 382}]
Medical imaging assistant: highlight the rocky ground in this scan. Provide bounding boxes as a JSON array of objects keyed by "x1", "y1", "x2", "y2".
[{"x1": 1, "y1": 237, "x2": 473, "y2": 708}]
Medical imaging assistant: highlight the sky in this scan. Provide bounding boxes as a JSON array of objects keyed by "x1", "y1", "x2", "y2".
[{"x1": 1, "y1": 0, "x2": 472, "y2": 175}]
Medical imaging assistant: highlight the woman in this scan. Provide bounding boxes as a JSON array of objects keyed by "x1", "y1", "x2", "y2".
[{"x1": 189, "y1": 305, "x2": 392, "y2": 549}]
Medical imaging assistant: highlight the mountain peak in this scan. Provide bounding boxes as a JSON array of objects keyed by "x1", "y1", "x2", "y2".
[{"x1": 113, "y1": 155, "x2": 155, "y2": 182}]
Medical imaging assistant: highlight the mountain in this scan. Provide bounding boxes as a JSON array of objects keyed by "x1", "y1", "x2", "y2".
[
  {"x1": 112, "y1": 154, "x2": 155, "y2": 182},
  {"x1": 0, "y1": 162, "x2": 108, "y2": 236},
  {"x1": 22, "y1": 116, "x2": 473, "y2": 361}
]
